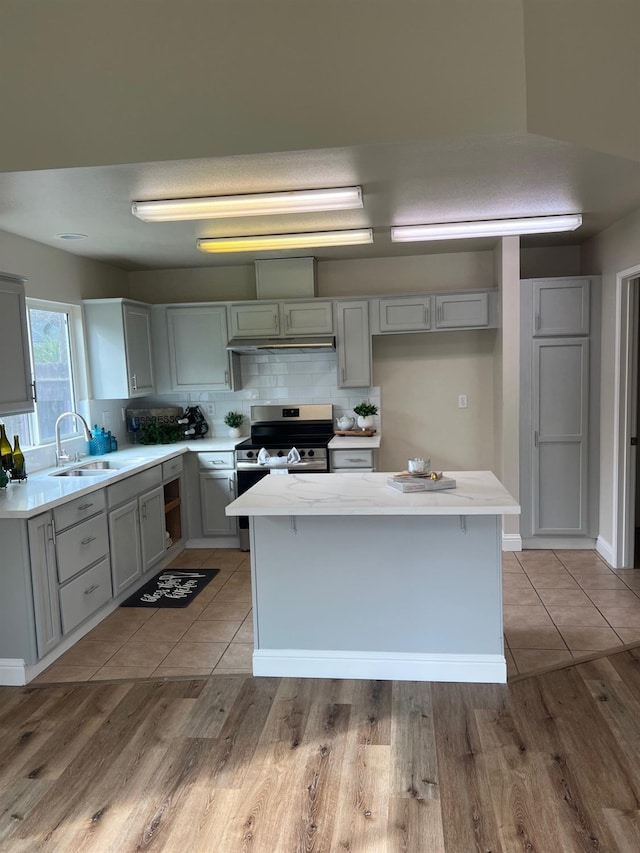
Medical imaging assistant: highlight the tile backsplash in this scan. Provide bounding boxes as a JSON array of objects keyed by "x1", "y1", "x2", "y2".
[{"x1": 137, "y1": 351, "x2": 381, "y2": 438}]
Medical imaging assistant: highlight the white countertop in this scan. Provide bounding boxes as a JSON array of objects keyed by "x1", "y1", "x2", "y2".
[
  {"x1": 327, "y1": 434, "x2": 381, "y2": 450},
  {"x1": 226, "y1": 470, "x2": 520, "y2": 517},
  {"x1": 0, "y1": 439, "x2": 240, "y2": 519}
]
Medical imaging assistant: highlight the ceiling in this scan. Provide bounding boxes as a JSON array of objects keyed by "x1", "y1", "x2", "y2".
[{"x1": 0, "y1": 131, "x2": 639, "y2": 272}]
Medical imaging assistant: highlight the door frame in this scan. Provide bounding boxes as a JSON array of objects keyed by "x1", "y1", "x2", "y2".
[{"x1": 612, "y1": 265, "x2": 640, "y2": 567}]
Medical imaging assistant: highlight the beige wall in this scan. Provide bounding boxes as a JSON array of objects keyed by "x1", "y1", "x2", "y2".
[
  {"x1": 582, "y1": 207, "x2": 640, "y2": 551},
  {"x1": 520, "y1": 245, "x2": 582, "y2": 279},
  {"x1": 128, "y1": 264, "x2": 255, "y2": 304},
  {"x1": 0, "y1": 229, "x2": 128, "y2": 303},
  {"x1": 373, "y1": 331, "x2": 496, "y2": 473}
]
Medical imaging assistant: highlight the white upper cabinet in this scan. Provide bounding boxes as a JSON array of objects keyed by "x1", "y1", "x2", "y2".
[
  {"x1": 84, "y1": 299, "x2": 154, "y2": 399},
  {"x1": 159, "y1": 304, "x2": 233, "y2": 391},
  {"x1": 230, "y1": 303, "x2": 280, "y2": 337},
  {"x1": 378, "y1": 296, "x2": 431, "y2": 333},
  {"x1": 532, "y1": 278, "x2": 590, "y2": 337},
  {"x1": 282, "y1": 301, "x2": 334, "y2": 335},
  {"x1": 434, "y1": 292, "x2": 489, "y2": 329},
  {"x1": 0, "y1": 273, "x2": 34, "y2": 416},
  {"x1": 335, "y1": 300, "x2": 371, "y2": 388}
]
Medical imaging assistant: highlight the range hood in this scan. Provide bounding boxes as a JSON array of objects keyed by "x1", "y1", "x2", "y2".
[{"x1": 226, "y1": 336, "x2": 335, "y2": 354}]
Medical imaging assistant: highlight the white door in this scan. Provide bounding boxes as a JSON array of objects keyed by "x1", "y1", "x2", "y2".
[
  {"x1": 139, "y1": 486, "x2": 167, "y2": 572},
  {"x1": 109, "y1": 499, "x2": 142, "y2": 595}
]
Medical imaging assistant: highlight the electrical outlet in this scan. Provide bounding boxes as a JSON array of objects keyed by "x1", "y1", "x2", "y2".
[
  {"x1": 458, "y1": 394, "x2": 468, "y2": 409},
  {"x1": 204, "y1": 403, "x2": 216, "y2": 417},
  {"x1": 102, "y1": 410, "x2": 112, "y2": 429}
]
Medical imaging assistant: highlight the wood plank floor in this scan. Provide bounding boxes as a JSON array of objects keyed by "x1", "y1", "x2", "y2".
[{"x1": 4, "y1": 650, "x2": 640, "y2": 851}]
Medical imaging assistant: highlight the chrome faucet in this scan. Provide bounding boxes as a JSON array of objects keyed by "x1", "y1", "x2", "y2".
[{"x1": 55, "y1": 411, "x2": 92, "y2": 466}]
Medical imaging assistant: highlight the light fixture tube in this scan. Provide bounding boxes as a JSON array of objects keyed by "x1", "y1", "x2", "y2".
[
  {"x1": 132, "y1": 187, "x2": 363, "y2": 222},
  {"x1": 196, "y1": 229, "x2": 373, "y2": 254},
  {"x1": 391, "y1": 214, "x2": 583, "y2": 242}
]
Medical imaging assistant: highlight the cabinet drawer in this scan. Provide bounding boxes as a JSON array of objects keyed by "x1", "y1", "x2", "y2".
[
  {"x1": 53, "y1": 489, "x2": 106, "y2": 531},
  {"x1": 162, "y1": 455, "x2": 183, "y2": 480},
  {"x1": 107, "y1": 465, "x2": 162, "y2": 507},
  {"x1": 198, "y1": 452, "x2": 235, "y2": 470},
  {"x1": 331, "y1": 449, "x2": 374, "y2": 469},
  {"x1": 56, "y1": 514, "x2": 109, "y2": 584},
  {"x1": 59, "y1": 557, "x2": 112, "y2": 635}
]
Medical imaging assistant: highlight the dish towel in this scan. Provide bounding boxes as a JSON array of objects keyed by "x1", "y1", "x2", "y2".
[{"x1": 257, "y1": 446, "x2": 301, "y2": 467}]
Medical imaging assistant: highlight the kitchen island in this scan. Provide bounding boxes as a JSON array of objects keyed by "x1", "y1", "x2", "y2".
[{"x1": 226, "y1": 470, "x2": 520, "y2": 683}]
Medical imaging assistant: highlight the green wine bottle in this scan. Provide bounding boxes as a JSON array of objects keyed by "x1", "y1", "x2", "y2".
[
  {"x1": 11, "y1": 436, "x2": 26, "y2": 481},
  {"x1": 0, "y1": 424, "x2": 13, "y2": 472}
]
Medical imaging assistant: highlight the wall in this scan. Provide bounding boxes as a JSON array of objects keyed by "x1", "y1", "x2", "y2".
[
  {"x1": 129, "y1": 264, "x2": 255, "y2": 304},
  {"x1": 520, "y1": 245, "x2": 582, "y2": 279},
  {"x1": 582, "y1": 206, "x2": 640, "y2": 553}
]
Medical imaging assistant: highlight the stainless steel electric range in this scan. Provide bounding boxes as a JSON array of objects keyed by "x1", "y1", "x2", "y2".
[{"x1": 234, "y1": 403, "x2": 334, "y2": 550}]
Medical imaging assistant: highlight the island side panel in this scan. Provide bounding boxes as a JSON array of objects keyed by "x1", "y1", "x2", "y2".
[{"x1": 250, "y1": 513, "x2": 504, "y2": 682}]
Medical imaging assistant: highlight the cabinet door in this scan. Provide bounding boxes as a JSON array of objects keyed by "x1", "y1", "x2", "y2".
[
  {"x1": 27, "y1": 512, "x2": 61, "y2": 658},
  {"x1": 230, "y1": 303, "x2": 280, "y2": 337},
  {"x1": 139, "y1": 486, "x2": 166, "y2": 572},
  {"x1": 0, "y1": 274, "x2": 34, "y2": 416},
  {"x1": 378, "y1": 296, "x2": 431, "y2": 332},
  {"x1": 200, "y1": 471, "x2": 238, "y2": 536},
  {"x1": 336, "y1": 301, "x2": 371, "y2": 388},
  {"x1": 123, "y1": 303, "x2": 154, "y2": 396},
  {"x1": 533, "y1": 279, "x2": 590, "y2": 337},
  {"x1": 109, "y1": 500, "x2": 142, "y2": 595},
  {"x1": 283, "y1": 301, "x2": 334, "y2": 335},
  {"x1": 167, "y1": 305, "x2": 231, "y2": 390},
  {"x1": 434, "y1": 292, "x2": 488, "y2": 328},
  {"x1": 532, "y1": 338, "x2": 589, "y2": 535}
]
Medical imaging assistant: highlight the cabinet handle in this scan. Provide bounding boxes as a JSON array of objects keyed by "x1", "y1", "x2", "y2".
[
  {"x1": 285, "y1": 313, "x2": 290, "y2": 330},
  {"x1": 534, "y1": 430, "x2": 538, "y2": 447},
  {"x1": 228, "y1": 477, "x2": 234, "y2": 495},
  {"x1": 131, "y1": 373, "x2": 137, "y2": 391},
  {"x1": 423, "y1": 305, "x2": 428, "y2": 324},
  {"x1": 84, "y1": 584, "x2": 100, "y2": 596},
  {"x1": 535, "y1": 314, "x2": 541, "y2": 331},
  {"x1": 47, "y1": 522, "x2": 55, "y2": 544},
  {"x1": 78, "y1": 502, "x2": 94, "y2": 511},
  {"x1": 224, "y1": 370, "x2": 229, "y2": 386},
  {"x1": 142, "y1": 504, "x2": 147, "y2": 520},
  {"x1": 81, "y1": 536, "x2": 96, "y2": 546},
  {"x1": 274, "y1": 313, "x2": 279, "y2": 332},
  {"x1": 346, "y1": 458, "x2": 363, "y2": 463},
  {"x1": 31, "y1": 380, "x2": 37, "y2": 402},
  {"x1": 340, "y1": 367, "x2": 345, "y2": 383}
]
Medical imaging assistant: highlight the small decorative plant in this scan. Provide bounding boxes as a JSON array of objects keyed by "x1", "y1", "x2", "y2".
[
  {"x1": 224, "y1": 411, "x2": 244, "y2": 429},
  {"x1": 353, "y1": 402, "x2": 378, "y2": 417}
]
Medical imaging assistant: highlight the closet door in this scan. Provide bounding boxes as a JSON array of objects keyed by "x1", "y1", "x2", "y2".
[{"x1": 532, "y1": 338, "x2": 589, "y2": 535}]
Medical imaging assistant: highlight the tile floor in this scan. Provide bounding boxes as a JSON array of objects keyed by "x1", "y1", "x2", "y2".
[
  {"x1": 34, "y1": 548, "x2": 254, "y2": 684},
  {"x1": 34, "y1": 547, "x2": 640, "y2": 684},
  {"x1": 504, "y1": 549, "x2": 640, "y2": 677}
]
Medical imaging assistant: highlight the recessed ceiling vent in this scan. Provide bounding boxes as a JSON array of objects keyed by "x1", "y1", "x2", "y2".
[{"x1": 255, "y1": 257, "x2": 317, "y2": 299}]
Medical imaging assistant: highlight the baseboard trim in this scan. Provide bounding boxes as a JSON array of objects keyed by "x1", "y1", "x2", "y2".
[
  {"x1": 596, "y1": 536, "x2": 615, "y2": 568},
  {"x1": 0, "y1": 659, "x2": 27, "y2": 686},
  {"x1": 502, "y1": 533, "x2": 522, "y2": 552},
  {"x1": 186, "y1": 537, "x2": 240, "y2": 550},
  {"x1": 521, "y1": 537, "x2": 597, "y2": 550},
  {"x1": 252, "y1": 649, "x2": 506, "y2": 683}
]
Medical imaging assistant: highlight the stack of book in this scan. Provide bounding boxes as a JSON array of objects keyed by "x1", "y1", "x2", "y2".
[{"x1": 386, "y1": 471, "x2": 457, "y2": 493}]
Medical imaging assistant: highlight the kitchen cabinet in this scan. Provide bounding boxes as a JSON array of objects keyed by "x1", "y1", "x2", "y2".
[
  {"x1": 230, "y1": 300, "x2": 334, "y2": 338},
  {"x1": 107, "y1": 465, "x2": 166, "y2": 595},
  {"x1": 84, "y1": 298, "x2": 154, "y2": 398},
  {"x1": 28, "y1": 512, "x2": 61, "y2": 658},
  {"x1": 197, "y1": 452, "x2": 237, "y2": 537},
  {"x1": 532, "y1": 278, "x2": 590, "y2": 337},
  {"x1": 378, "y1": 296, "x2": 431, "y2": 333},
  {"x1": 335, "y1": 300, "x2": 371, "y2": 388},
  {"x1": 153, "y1": 304, "x2": 235, "y2": 392},
  {"x1": 59, "y1": 558, "x2": 111, "y2": 635},
  {"x1": 520, "y1": 276, "x2": 600, "y2": 544},
  {"x1": 331, "y1": 448, "x2": 376, "y2": 472},
  {"x1": 434, "y1": 292, "x2": 489, "y2": 329},
  {"x1": 0, "y1": 272, "x2": 34, "y2": 416}
]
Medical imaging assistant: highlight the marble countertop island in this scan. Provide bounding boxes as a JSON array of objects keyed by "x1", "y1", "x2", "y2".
[{"x1": 226, "y1": 470, "x2": 519, "y2": 517}]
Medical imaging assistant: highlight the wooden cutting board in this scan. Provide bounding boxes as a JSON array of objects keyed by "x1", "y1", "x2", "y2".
[{"x1": 334, "y1": 429, "x2": 377, "y2": 436}]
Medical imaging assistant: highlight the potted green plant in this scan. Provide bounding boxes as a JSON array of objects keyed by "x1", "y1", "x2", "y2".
[
  {"x1": 353, "y1": 401, "x2": 378, "y2": 430},
  {"x1": 224, "y1": 411, "x2": 244, "y2": 438}
]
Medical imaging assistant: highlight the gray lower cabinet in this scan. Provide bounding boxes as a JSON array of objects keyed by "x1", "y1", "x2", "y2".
[
  {"x1": 532, "y1": 338, "x2": 590, "y2": 535},
  {"x1": 28, "y1": 512, "x2": 61, "y2": 658},
  {"x1": 336, "y1": 300, "x2": 371, "y2": 388},
  {"x1": 200, "y1": 470, "x2": 237, "y2": 536},
  {"x1": 108, "y1": 469, "x2": 167, "y2": 594}
]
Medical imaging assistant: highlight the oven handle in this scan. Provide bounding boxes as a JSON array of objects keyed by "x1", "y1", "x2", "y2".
[{"x1": 236, "y1": 460, "x2": 328, "y2": 472}]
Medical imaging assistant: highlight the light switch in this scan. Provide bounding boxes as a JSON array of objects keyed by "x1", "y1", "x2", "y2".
[{"x1": 458, "y1": 394, "x2": 468, "y2": 409}]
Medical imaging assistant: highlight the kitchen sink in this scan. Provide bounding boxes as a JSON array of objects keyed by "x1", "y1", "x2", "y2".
[{"x1": 50, "y1": 460, "x2": 117, "y2": 477}]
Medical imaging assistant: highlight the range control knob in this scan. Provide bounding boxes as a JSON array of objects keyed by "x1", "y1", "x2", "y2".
[
  {"x1": 246, "y1": 451, "x2": 254, "y2": 459},
  {"x1": 299, "y1": 449, "x2": 306, "y2": 457},
  {"x1": 277, "y1": 450, "x2": 285, "y2": 457},
  {"x1": 307, "y1": 449, "x2": 315, "y2": 458}
]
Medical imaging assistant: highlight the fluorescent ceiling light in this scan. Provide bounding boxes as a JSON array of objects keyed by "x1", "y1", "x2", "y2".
[
  {"x1": 132, "y1": 187, "x2": 363, "y2": 222},
  {"x1": 391, "y1": 214, "x2": 583, "y2": 242},
  {"x1": 196, "y1": 229, "x2": 373, "y2": 254}
]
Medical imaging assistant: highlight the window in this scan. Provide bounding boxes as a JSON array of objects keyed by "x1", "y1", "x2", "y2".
[{"x1": 1, "y1": 301, "x2": 78, "y2": 449}]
